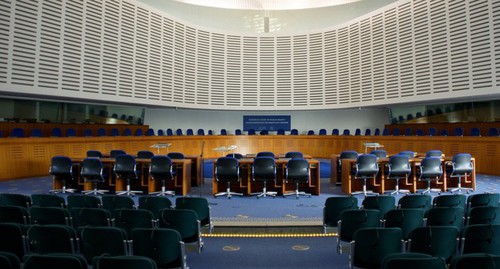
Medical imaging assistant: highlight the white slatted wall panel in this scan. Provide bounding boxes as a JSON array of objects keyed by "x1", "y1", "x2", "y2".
[{"x1": 0, "y1": 0, "x2": 498, "y2": 110}]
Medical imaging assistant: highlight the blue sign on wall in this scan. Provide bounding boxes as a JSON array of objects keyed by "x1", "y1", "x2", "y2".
[{"x1": 243, "y1": 115, "x2": 291, "y2": 131}]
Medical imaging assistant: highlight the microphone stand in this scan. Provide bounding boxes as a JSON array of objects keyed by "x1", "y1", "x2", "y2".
[{"x1": 199, "y1": 141, "x2": 205, "y2": 197}]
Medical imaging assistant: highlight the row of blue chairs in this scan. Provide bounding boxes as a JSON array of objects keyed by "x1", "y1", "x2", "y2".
[{"x1": 8, "y1": 127, "x2": 151, "y2": 137}]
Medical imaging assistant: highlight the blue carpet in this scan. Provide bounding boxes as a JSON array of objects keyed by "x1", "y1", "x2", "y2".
[{"x1": 187, "y1": 236, "x2": 348, "y2": 269}]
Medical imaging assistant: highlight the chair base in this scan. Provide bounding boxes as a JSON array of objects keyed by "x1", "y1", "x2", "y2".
[
  {"x1": 214, "y1": 191, "x2": 243, "y2": 199},
  {"x1": 351, "y1": 190, "x2": 378, "y2": 197},
  {"x1": 49, "y1": 187, "x2": 76, "y2": 194},
  {"x1": 418, "y1": 187, "x2": 441, "y2": 194},
  {"x1": 149, "y1": 190, "x2": 176, "y2": 196},
  {"x1": 82, "y1": 189, "x2": 109, "y2": 195},
  {"x1": 283, "y1": 190, "x2": 311, "y2": 199},
  {"x1": 448, "y1": 187, "x2": 473, "y2": 193},
  {"x1": 250, "y1": 186, "x2": 277, "y2": 198}
]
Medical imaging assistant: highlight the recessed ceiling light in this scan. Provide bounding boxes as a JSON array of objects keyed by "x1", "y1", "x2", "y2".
[{"x1": 173, "y1": 0, "x2": 362, "y2": 10}]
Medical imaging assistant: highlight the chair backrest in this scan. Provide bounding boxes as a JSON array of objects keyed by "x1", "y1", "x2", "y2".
[
  {"x1": 30, "y1": 128, "x2": 42, "y2": 137},
  {"x1": 197, "y1": 129, "x2": 205, "y2": 135},
  {"x1": 384, "y1": 208, "x2": 425, "y2": 240},
  {"x1": 137, "y1": 150, "x2": 154, "y2": 159},
  {"x1": 425, "y1": 150, "x2": 443, "y2": 157},
  {"x1": 113, "y1": 154, "x2": 137, "y2": 177},
  {"x1": 29, "y1": 207, "x2": 71, "y2": 225},
  {"x1": 10, "y1": 128, "x2": 25, "y2": 137},
  {"x1": 404, "y1": 128, "x2": 412, "y2": 136},
  {"x1": 364, "y1": 129, "x2": 372, "y2": 136},
  {"x1": 175, "y1": 197, "x2": 211, "y2": 228},
  {"x1": 398, "y1": 151, "x2": 415, "y2": 158},
  {"x1": 451, "y1": 153, "x2": 473, "y2": 176},
  {"x1": 134, "y1": 128, "x2": 144, "y2": 136},
  {"x1": 158, "y1": 209, "x2": 200, "y2": 245},
  {"x1": 398, "y1": 194, "x2": 432, "y2": 212},
  {"x1": 374, "y1": 128, "x2": 380, "y2": 136},
  {"x1": 354, "y1": 128, "x2": 361, "y2": 136},
  {"x1": 468, "y1": 206, "x2": 500, "y2": 225},
  {"x1": 419, "y1": 157, "x2": 443, "y2": 179},
  {"x1": 488, "y1": 127, "x2": 499, "y2": 136},
  {"x1": 340, "y1": 151, "x2": 358, "y2": 160},
  {"x1": 83, "y1": 129, "x2": 93, "y2": 137},
  {"x1": 226, "y1": 153, "x2": 244, "y2": 159},
  {"x1": 70, "y1": 208, "x2": 113, "y2": 228},
  {"x1": 97, "y1": 128, "x2": 106, "y2": 137},
  {"x1": 415, "y1": 129, "x2": 424, "y2": 136},
  {"x1": 114, "y1": 209, "x2": 155, "y2": 238},
  {"x1": 131, "y1": 228, "x2": 183, "y2": 269},
  {"x1": 409, "y1": 226, "x2": 460, "y2": 261},
  {"x1": 387, "y1": 155, "x2": 411, "y2": 178},
  {"x1": 79, "y1": 226, "x2": 129, "y2": 263},
  {"x1": 122, "y1": 128, "x2": 132, "y2": 136},
  {"x1": 284, "y1": 151, "x2": 303, "y2": 159},
  {"x1": 323, "y1": 196, "x2": 358, "y2": 229},
  {"x1": 362, "y1": 195, "x2": 396, "y2": 219},
  {"x1": 454, "y1": 127, "x2": 464, "y2": 136},
  {"x1": 0, "y1": 205, "x2": 30, "y2": 224},
  {"x1": 354, "y1": 154, "x2": 379, "y2": 178},
  {"x1": 166, "y1": 129, "x2": 174, "y2": 136},
  {"x1": 392, "y1": 128, "x2": 401, "y2": 136},
  {"x1": 260, "y1": 130, "x2": 269, "y2": 135},
  {"x1": 426, "y1": 207, "x2": 465, "y2": 230},
  {"x1": 149, "y1": 155, "x2": 174, "y2": 180},
  {"x1": 167, "y1": 152, "x2": 185, "y2": 159},
  {"x1": 247, "y1": 129, "x2": 256, "y2": 135},
  {"x1": 290, "y1": 129, "x2": 299, "y2": 135},
  {"x1": 467, "y1": 193, "x2": 500, "y2": 209},
  {"x1": 66, "y1": 194, "x2": 101, "y2": 209},
  {"x1": 235, "y1": 129, "x2": 242, "y2": 135},
  {"x1": 215, "y1": 157, "x2": 239, "y2": 182},
  {"x1": 51, "y1": 128, "x2": 62, "y2": 137},
  {"x1": 286, "y1": 158, "x2": 309, "y2": 183},
  {"x1": 370, "y1": 149, "x2": 387, "y2": 158},
  {"x1": 256, "y1": 151, "x2": 275, "y2": 158},
  {"x1": 65, "y1": 128, "x2": 76, "y2": 137},
  {"x1": 80, "y1": 158, "x2": 104, "y2": 182},
  {"x1": 49, "y1": 156, "x2": 73, "y2": 179},
  {"x1": 31, "y1": 194, "x2": 66, "y2": 208},
  {"x1": 86, "y1": 150, "x2": 103, "y2": 158},
  {"x1": 342, "y1": 129, "x2": 351, "y2": 135},
  {"x1": 93, "y1": 255, "x2": 158, "y2": 269},
  {"x1": 432, "y1": 194, "x2": 466, "y2": 209},
  {"x1": 110, "y1": 128, "x2": 120, "y2": 136},
  {"x1": 0, "y1": 193, "x2": 32, "y2": 208},
  {"x1": 252, "y1": 157, "x2": 276, "y2": 182},
  {"x1": 27, "y1": 224, "x2": 77, "y2": 254},
  {"x1": 138, "y1": 196, "x2": 173, "y2": 219},
  {"x1": 470, "y1": 127, "x2": 481, "y2": 136},
  {"x1": 186, "y1": 129, "x2": 194, "y2": 136},
  {"x1": 157, "y1": 129, "x2": 164, "y2": 136},
  {"x1": 338, "y1": 209, "x2": 381, "y2": 243},
  {"x1": 220, "y1": 129, "x2": 227, "y2": 135},
  {"x1": 146, "y1": 128, "x2": 156, "y2": 136},
  {"x1": 0, "y1": 223, "x2": 27, "y2": 260},
  {"x1": 0, "y1": 251, "x2": 20, "y2": 269},
  {"x1": 307, "y1": 130, "x2": 315, "y2": 135},
  {"x1": 462, "y1": 224, "x2": 500, "y2": 255},
  {"x1": 428, "y1": 127, "x2": 438, "y2": 136},
  {"x1": 23, "y1": 254, "x2": 87, "y2": 269},
  {"x1": 319, "y1": 129, "x2": 327, "y2": 135},
  {"x1": 332, "y1": 129, "x2": 339, "y2": 135},
  {"x1": 382, "y1": 128, "x2": 390, "y2": 136},
  {"x1": 440, "y1": 129, "x2": 448, "y2": 136},
  {"x1": 110, "y1": 149, "x2": 127, "y2": 158},
  {"x1": 351, "y1": 227, "x2": 403, "y2": 269},
  {"x1": 101, "y1": 195, "x2": 135, "y2": 214},
  {"x1": 450, "y1": 253, "x2": 500, "y2": 269},
  {"x1": 277, "y1": 129, "x2": 285, "y2": 135}
]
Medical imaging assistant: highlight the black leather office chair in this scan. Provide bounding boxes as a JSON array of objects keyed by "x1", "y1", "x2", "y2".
[
  {"x1": 114, "y1": 154, "x2": 142, "y2": 195},
  {"x1": 214, "y1": 157, "x2": 242, "y2": 199},
  {"x1": 251, "y1": 157, "x2": 277, "y2": 198},
  {"x1": 110, "y1": 150, "x2": 126, "y2": 158},
  {"x1": 370, "y1": 149, "x2": 387, "y2": 158},
  {"x1": 285, "y1": 151, "x2": 303, "y2": 159},
  {"x1": 283, "y1": 158, "x2": 311, "y2": 199},
  {"x1": 448, "y1": 153, "x2": 474, "y2": 193},
  {"x1": 256, "y1": 151, "x2": 275, "y2": 158},
  {"x1": 426, "y1": 150, "x2": 443, "y2": 157},
  {"x1": 167, "y1": 152, "x2": 185, "y2": 160},
  {"x1": 49, "y1": 156, "x2": 76, "y2": 194},
  {"x1": 351, "y1": 154, "x2": 379, "y2": 196},
  {"x1": 81, "y1": 158, "x2": 109, "y2": 195},
  {"x1": 337, "y1": 151, "x2": 358, "y2": 186},
  {"x1": 398, "y1": 151, "x2": 415, "y2": 159},
  {"x1": 137, "y1": 150, "x2": 154, "y2": 159},
  {"x1": 86, "y1": 150, "x2": 103, "y2": 158},
  {"x1": 226, "y1": 153, "x2": 244, "y2": 159},
  {"x1": 418, "y1": 157, "x2": 443, "y2": 194},
  {"x1": 149, "y1": 155, "x2": 175, "y2": 196},
  {"x1": 385, "y1": 155, "x2": 411, "y2": 195}
]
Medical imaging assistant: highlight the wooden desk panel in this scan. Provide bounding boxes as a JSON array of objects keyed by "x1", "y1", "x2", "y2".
[
  {"x1": 0, "y1": 135, "x2": 497, "y2": 183},
  {"x1": 338, "y1": 157, "x2": 476, "y2": 195},
  {"x1": 60, "y1": 158, "x2": 192, "y2": 196},
  {"x1": 211, "y1": 158, "x2": 320, "y2": 196}
]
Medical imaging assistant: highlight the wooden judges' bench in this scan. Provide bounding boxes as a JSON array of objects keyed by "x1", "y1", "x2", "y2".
[
  {"x1": 212, "y1": 158, "x2": 321, "y2": 196},
  {"x1": 56, "y1": 157, "x2": 192, "y2": 196},
  {"x1": 331, "y1": 154, "x2": 476, "y2": 195}
]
